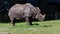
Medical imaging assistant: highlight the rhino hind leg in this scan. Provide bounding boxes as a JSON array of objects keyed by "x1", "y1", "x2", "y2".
[
  {"x1": 10, "y1": 17, "x2": 16, "y2": 26},
  {"x1": 25, "y1": 17, "x2": 32, "y2": 25},
  {"x1": 13, "y1": 18, "x2": 16, "y2": 26}
]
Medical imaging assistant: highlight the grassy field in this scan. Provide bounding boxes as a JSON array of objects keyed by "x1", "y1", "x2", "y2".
[{"x1": 0, "y1": 20, "x2": 60, "y2": 34}]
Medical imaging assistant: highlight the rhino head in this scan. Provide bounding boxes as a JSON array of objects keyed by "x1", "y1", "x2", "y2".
[
  {"x1": 35, "y1": 14, "x2": 46, "y2": 21},
  {"x1": 35, "y1": 7, "x2": 46, "y2": 21}
]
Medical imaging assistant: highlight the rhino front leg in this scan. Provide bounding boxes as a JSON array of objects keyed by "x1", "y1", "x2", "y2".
[{"x1": 25, "y1": 17, "x2": 32, "y2": 25}]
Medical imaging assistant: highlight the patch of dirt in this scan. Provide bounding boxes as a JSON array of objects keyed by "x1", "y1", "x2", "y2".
[{"x1": 0, "y1": 28, "x2": 8, "y2": 30}]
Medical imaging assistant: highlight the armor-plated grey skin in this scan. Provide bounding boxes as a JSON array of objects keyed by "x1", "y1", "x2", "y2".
[{"x1": 8, "y1": 3, "x2": 46, "y2": 26}]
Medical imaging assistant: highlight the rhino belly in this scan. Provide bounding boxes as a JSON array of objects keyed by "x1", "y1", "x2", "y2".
[{"x1": 14, "y1": 14, "x2": 25, "y2": 20}]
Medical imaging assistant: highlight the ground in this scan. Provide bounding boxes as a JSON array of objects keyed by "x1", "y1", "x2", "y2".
[{"x1": 0, "y1": 20, "x2": 60, "y2": 34}]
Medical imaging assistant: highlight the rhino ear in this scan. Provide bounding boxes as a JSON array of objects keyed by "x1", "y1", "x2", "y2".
[
  {"x1": 43, "y1": 14, "x2": 46, "y2": 17},
  {"x1": 36, "y1": 7, "x2": 42, "y2": 12}
]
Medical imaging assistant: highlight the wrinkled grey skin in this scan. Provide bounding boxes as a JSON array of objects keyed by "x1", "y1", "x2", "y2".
[{"x1": 8, "y1": 3, "x2": 46, "y2": 26}]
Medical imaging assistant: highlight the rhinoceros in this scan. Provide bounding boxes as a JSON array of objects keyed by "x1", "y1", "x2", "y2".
[{"x1": 8, "y1": 3, "x2": 46, "y2": 26}]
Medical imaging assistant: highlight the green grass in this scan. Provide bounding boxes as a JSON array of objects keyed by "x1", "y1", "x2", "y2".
[{"x1": 0, "y1": 20, "x2": 60, "y2": 34}]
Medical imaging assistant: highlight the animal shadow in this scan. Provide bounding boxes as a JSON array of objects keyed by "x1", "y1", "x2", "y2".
[{"x1": 32, "y1": 23, "x2": 39, "y2": 25}]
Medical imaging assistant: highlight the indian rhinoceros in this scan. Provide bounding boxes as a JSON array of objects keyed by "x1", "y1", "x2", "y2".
[{"x1": 8, "y1": 3, "x2": 46, "y2": 26}]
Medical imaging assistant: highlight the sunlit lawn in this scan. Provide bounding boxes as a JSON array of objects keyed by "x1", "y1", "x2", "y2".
[{"x1": 0, "y1": 20, "x2": 60, "y2": 34}]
